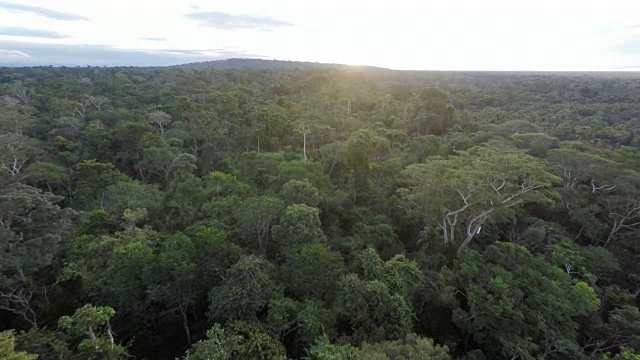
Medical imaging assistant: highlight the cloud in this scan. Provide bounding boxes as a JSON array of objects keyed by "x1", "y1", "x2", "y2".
[
  {"x1": 185, "y1": 11, "x2": 292, "y2": 30},
  {"x1": 612, "y1": 64, "x2": 640, "y2": 70},
  {"x1": 0, "y1": 26, "x2": 70, "y2": 39},
  {"x1": 0, "y1": 1, "x2": 88, "y2": 21},
  {"x1": 141, "y1": 37, "x2": 168, "y2": 42},
  {"x1": 612, "y1": 36, "x2": 640, "y2": 54},
  {"x1": 0, "y1": 49, "x2": 30, "y2": 62},
  {"x1": 0, "y1": 40, "x2": 263, "y2": 67},
  {"x1": 158, "y1": 48, "x2": 266, "y2": 58}
]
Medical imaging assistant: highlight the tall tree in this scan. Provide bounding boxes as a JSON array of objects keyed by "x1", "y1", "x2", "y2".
[{"x1": 401, "y1": 144, "x2": 558, "y2": 255}]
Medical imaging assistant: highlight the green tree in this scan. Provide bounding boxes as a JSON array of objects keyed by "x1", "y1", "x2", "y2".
[
  {"x1": 281, "y1": 243, "x2": 344, "y2": 302},
  {"x1": 341, "y1": 129, "x2": 390, "y2": 194},
  {"x1": 58, "y1": 305, "x2": 126, "y2": 360},
  {"x1": 185, "y1": 322, "x2": 286, "y2": 360},
  {"x1": 0, "y1": 104, "x2": 39, "y2": 179},
  {"x1": 281, "y1": 178, "x2": 320, "y2": 207},
  {"x1": 23, "y1": 161, "x2": 69, "y2": 194},
  {"x1": 272, "y1": 204, "x2": 326, "y2": 254},
  {"x1": 235, "y1": 196, "x2": 285, "y2": 254},
  {"x1": 408, "y1": 88, "x2": 455, "y2": 136},
  {"x1": 599, "y1": 348, "x2": 640, "y2": 360},
  {"x1": 71, "y1": 160, "x2": 120, "y2": 210},
  {"x1": 0, "y1": 183, "x2": 76, "y2": 328},
  {"x1": 0, "y1": 330, "x2": 38, "y2": 360},
  {"x1": 356, "y1": 334, "x2": 451, "y2": 360},
  {"x1": 336, "y1": 275, "x2": 413, "y2": 344},
  {"x1": 101, "y1": 179, "x2": 163, "y2": 221},
  {"x1": 267, "y1": 297, "x2": 335, "y2": 354},
  {"x1": 208, "y1": 255, "x2": 282, "y2": 324},
  {"x1": 148, "y1": 110, "x2": 172, "y2": 134},
  {"x1": 443, "y1": 242, "x2": 600, "y2": 359},
  {"x1": 137, "y1": 141, "x2": 197, "y2": 185},
  {"x1": 401, "y1": 144, "x2": 558, "y2": 256},
  {"x1": 231, "y1": 152, "x2": 285, "y2": 191},
  {"x1": 305, "y1": 336, "x2": 355, "y2": 360},
  {"x1": 145, "y1": 233, "x2": 198, "y2": 344}
]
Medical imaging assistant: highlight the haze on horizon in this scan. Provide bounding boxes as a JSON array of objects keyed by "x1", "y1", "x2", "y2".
[{"x1": 0, "y1": 0, "x2": 639, "y2": 71}]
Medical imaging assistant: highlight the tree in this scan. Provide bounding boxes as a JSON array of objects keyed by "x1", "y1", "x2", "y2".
[
  {"x1": 71, "y1": 97, "x2": 92, "y2": 120},
  {"x1": 235, "y1": 196, "x2": 285, "y2": 254},
  {"x1": 546, "y1": 148, "x2": 640, "y2": 246},
  {"x1": 336, "y1": 274, "x2": 413, "y2": 344},
  {"x1": 81, "y1": 121, "x2": 114, "y2": 163},
  {"x1": 442, "y1": 242, "x2": 600, "y2": 359},
  {"x1": 148, "y1": 110, "x2": 172, "y2": 134},
  {"x1": 277, "y1": 160, "x2": 330, "y2": 192},
  {"x1": 272, "y1": 204, "x2": 326, "y2": 254},
  {"x1": 294, "y1": 119, "x2": 314, "y2": 162},
  {"x1": 23, "y1": 161, "x2": 69, "y2": 194},
  {"x1": 101, "y1": 179, "x2": 163, "y2": 220},
  {"x1": 401, "y1": 144, "x2": 558, "y2": 256},
  {"x1": 0, "y1": 105, "x2": 40, "y2": 180},
  {"x1": 113, "y1": 121, "x2": 154, "y2": 176},
  {"x1": 184, "y1": 324, "x2": 242, "y2": 360},
  {"x1": 145, "y1": 233, "x2": 198, "y2": 345},
  {"x1": 599, "y1": 347, "x2": 640, "y2": 360},
  {"x1": 281, "y1": 243, "x2": 344, "y2": 302},
  {"x1": 58, "y1": 305, "x2": 126, "y2": 359},
  {"x1": 4, "y1": 81, "x2": 33, "y2": 105},
  {"x1": 71, "y1": 160, "x2": 120, "y2": 210},
  {"x1": 356, "y1": 334, "x2": 451, "y2": 360},
  {"x1": 596, "y1": 171, "x2": 640, "y2": 247},
  {"x1": 0, "y1": 132, "x2": 37, "y2": 178},
  {"x1": 511, "y1": 132, "x2": 559, "y2": 157},
  {"x1": 267, "y1": 297, "x2": 335, "y2": 355},
  {"x1": 231, "y1": 152, "x2": 285, "y2": 191},
  {"x1": 582, "y1": 305, "x2": 640, "y2": 358},
  {"x1": 281, "y1": 178, "x2": 320, "y2": 207},
  {"x1": 204, "y1": 171, "x2": 250, "y2": 198},
  {"x1": 137, "y1": 140, "x2": 197, "y2": 185},
  {"x1": 0, "y1": 330, "x2": 38, "y2": 360},
  {"x1": 341, "y1": 129, "x2": 390, "y2": 194},
  {"x1": 208, "y1": 256, "x2": 282, "y2": 324},
  {"x1": 408, "y1": 88, "x2": 455, "y2": 135},
  {"x1": 88, "y1": 95, "x2": 109, "y2": 112},
  {"x1": 249, "y1": 104, "x2": 290, "y2": 153},
  {"x1": 305, "y1": 336, "x2": 356, "y2": 360},
  {"x1": 185, "y1": 322, "x2": 286, "y2": 360},
  {"x1": 0, "y1": 183, "x2": 76, "y2": 328}
]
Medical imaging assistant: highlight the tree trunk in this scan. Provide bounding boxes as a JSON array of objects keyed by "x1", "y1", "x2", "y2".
[
  {"x1": 179, "y1": 304, "x2": 191, "y2": 345},
  {"x1": 303, "y1": 131, "x2": 307, "y2": 162}
]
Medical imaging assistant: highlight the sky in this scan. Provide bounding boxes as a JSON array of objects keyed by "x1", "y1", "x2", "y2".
[{"x1": 0, "y1": 0, "x2": 639, "y2": 70}]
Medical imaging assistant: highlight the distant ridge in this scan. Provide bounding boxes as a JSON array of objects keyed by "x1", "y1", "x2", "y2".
[{"x1": 171, "y1": 58, "x2": 390, "y2": 71}]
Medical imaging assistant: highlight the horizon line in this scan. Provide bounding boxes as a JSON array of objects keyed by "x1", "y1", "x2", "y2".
[{"x1": 1, "y1": 57, "x2": 639, "y2": 72}]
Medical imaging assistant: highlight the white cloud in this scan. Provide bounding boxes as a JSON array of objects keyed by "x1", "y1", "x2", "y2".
[
  {"x1": 0, "y1": 1, "x2": 87, "y2": 21},
  {"x1": 0, "y1": 26, "x2": 69, "y2": 39},
  {"x1": 0, "y1": 49, "x2": 31, "y2": 61},
  {"x1": 1, "y1": 0, "x2": 640, "y2": 70},
  {"x1": 185, "y1": 11, "x2": 292, "y2": 30},
  {"x1": 0, "y1": 40, "x2": 262, "y2": 66},
  {"x1": 141, "y1": 37, "x2": 168, "y2": 42}
]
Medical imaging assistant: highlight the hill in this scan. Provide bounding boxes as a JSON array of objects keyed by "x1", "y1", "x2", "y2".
[{"x1": 171, "y1": 57, "x2": 390, "y2": 71}]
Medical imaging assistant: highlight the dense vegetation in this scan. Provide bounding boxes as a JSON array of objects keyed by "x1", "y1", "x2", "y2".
[{"x1": 1, "y1": 60, "x2": 640, "y2": 359}]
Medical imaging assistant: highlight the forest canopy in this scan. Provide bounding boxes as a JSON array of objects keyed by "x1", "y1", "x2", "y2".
[{"x1": 1, "y1": 61, "x2": 640, "y2": 360}]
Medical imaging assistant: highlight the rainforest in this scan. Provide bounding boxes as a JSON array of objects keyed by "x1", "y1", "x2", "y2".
[{"x1": 1, "y1": 61, "x2": 640, "y2": 360}]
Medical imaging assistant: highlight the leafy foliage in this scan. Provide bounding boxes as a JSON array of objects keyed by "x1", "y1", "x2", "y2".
[{"x1": 1, "y1": 63, "x2": 640, "y2": 360}]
